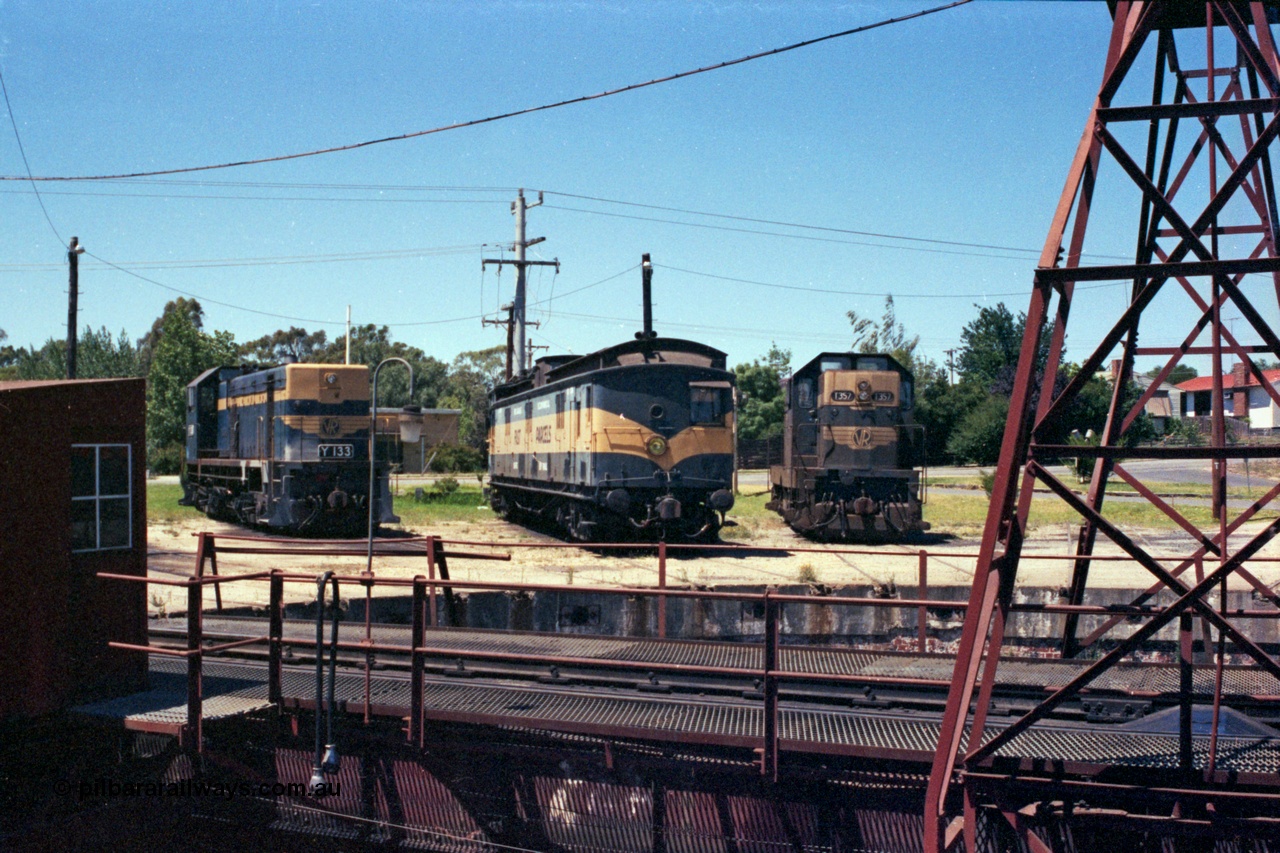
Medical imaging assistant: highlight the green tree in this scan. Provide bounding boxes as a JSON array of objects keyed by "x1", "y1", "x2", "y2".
[
  {"x1": 441, "y1": 345, "x2": 506, "y2": 451},
  {"x1": 946, "y1": 394, "x2": 1010, "y2": 464},
  {"x1": 956, "y1": 303, "x2": 1029, "y2": 389},
  {"x1": 6, "y1": 326, "x2": 142, "y2": 380},
  {"x1": 914, "y1": 361, "x2": 979, "y2": 464},
  {"x1": 138, "y1": 297, "x2": 205, "y2": 376},
  {"x1": 733, "y1": 344, "x2": 790, "y2": 441},
  {"x1": 144, "y1": 305, "x2": 239, "y2": 473},
  {"x1": 1147, "y1": 363, "x2": 1198, "y2": 386},
  {"x1": 847, "y1": 295, "x2": 926, "y2": 375},
  {"x1": 318, "y1": 324, "x2": 448, "y2": 409},
  {"x1": 241, "y1": 326, "x2": 328, "y2": 365},
  {"x1": 0, "y1": 329, "x2": 14, "y2": 380}
]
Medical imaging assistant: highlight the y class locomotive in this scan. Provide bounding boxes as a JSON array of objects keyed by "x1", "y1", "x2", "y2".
[
  {"x1": 180, "y1": 363, "x2": 399, "y2": 535},
  {"x1": 487, "y1": 258, "x2": 735, "y2": 541},
  {"x1": 767, "y1": 352, "x2": 927, "y2": 541}
]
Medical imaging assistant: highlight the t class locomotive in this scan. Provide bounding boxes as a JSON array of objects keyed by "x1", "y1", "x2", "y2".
[
  {"x1": 767, "y1": 352, "x2": 928, "y2": 541},
  {"x1": 179, "y1": 362, "x2": 399, "y2": 536},
  {"x1": 486, "y1": 257, "x2": 736, "y2": 541}
]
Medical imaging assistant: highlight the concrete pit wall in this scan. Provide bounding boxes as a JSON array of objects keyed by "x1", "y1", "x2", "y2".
[{"x1": 305, "y1": 584, "x2": 1280, "y2": 650}]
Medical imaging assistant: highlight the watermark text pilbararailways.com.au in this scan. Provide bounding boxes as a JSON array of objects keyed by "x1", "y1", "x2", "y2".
[{"x1": 57, "y1": 778, "x2": 341, "y2": 801}]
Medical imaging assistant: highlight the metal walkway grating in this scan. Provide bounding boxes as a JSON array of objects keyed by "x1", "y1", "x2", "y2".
[
  {"x1": 75, "y1": 655, "x2": 1280, "y2": 775},
  {"x1": 157, "y1": 615, "x2": 1280, "y2": 698}
]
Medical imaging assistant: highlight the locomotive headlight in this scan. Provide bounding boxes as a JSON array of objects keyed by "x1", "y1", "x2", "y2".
[
  {"x1": 857, "y1": 380, "x2": 871, "y2": 391},
  {"x1": 856, "y1": 380, "x2": 871, "y2": 402},
  {"x1": 646, "y1": 435, "x2": 668, "y2": 456}
]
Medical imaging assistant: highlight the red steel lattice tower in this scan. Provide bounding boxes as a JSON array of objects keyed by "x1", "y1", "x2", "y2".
[{"x1": 925, "y1": 3, "x2": 1280, "y2": 850}]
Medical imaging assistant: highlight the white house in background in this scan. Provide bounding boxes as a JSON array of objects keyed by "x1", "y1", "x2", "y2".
[
  {"x1": 1177, "y1": 363, "x2": 1280, "y2": 429},
  {"x1": 1111, "y1": 361, "x2": 1184, "y2": 433}
]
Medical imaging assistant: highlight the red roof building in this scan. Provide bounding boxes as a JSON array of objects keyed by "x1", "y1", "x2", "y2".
[{"x1": 1177, "y1": 363, "x2": 1280, "y2": 427}]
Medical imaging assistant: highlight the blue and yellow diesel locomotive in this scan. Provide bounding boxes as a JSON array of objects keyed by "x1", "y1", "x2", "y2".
[
  {"x1": 487, "y1": 337, "x2": 736, "y2": 541},
  {"x1": 180, "y1": 363, "x2": 397, "y2": 535},
  {"x1": 767, "y1": 352, "x2": 928, "y2": 541}
]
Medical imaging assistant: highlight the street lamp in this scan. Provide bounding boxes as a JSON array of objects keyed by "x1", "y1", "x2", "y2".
[{"x1": 367, "y1": 357, "x2": 422, "y2": 575}]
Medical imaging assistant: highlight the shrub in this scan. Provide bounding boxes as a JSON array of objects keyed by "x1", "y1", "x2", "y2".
[
  {"x1": 428, "y1": 442, "x2": 485, "y2": 473},
  {"x1": 148, "y1": 441, "x2": 184, "y2": 475},
  {"x1": 946, "y1": 396, "x2": 1009, "y2": 465}
]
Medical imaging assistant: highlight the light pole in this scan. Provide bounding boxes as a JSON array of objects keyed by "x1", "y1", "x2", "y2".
[{"x1": 367, "y1": 358, "x2": 422, "y2": 575}]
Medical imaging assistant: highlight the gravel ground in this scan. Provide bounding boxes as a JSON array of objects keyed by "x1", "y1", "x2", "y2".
[{"x1": 144, "y1": 508, "x2": 1280, "y2": 614}]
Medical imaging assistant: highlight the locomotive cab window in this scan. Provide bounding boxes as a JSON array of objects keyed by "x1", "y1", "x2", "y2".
[
  {"x1": 900, "y1": 378, "x2": 914, "y2": 409},
  {"x1": 819, "y1": 357, "x2": 849, "y2": 372},
  {"x1": 854, "y1": 356, "x2": 889, "y2": 372},
  {"x1": 690, "y1": 381, "x2": 732, "y2": 425},
  {"x1": 71, "y1": 444, "x2": 132, "y2": 552}
]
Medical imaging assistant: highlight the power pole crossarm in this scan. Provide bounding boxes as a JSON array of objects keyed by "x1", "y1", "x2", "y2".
[{"x1": 482, "y1": 190, "x2": 560, "y2": 377}]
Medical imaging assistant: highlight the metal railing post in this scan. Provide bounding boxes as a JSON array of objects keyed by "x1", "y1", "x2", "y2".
[
  {"x1": 761, "y1": 589, "x2": 778, "y2": 781},
  {"x1": 658, "y1": 541, "x2": 668, "y2": 639},
  {"x1": 426, "y1": 536, "x2": 439, "y2": 628},
  {"x1": 409, "y1": 576, "x2": 426, "y2": 746},
  {"x1": 1179, "y1": 611, "x2": 1194, "y2": 770},
  {"x1": 268, "y1": 570, "x2": 283, "y2": 706},
  {"x1": 437, "y1": 546, "x2": 455, "y2": 627},
  {"x1": 186, "y1": 578, "x2": 203, "y2": 752},
  {"x1": 918, "y1": 549, "x2": 929, "y2": 653}
]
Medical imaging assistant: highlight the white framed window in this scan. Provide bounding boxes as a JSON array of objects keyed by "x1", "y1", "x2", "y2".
[{"x1": 71, "y1": 444, "x2": 132, "y2": 552}]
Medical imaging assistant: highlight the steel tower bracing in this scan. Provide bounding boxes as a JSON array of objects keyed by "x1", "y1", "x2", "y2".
[{"x1": 925, "y1": 3, "x2": 1280, "y2": 850}]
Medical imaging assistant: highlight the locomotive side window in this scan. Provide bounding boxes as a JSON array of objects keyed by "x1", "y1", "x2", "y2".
[
  {"x1": 796, "y1": 379, "x2": 815, "y2": 409},
  {"x1": 555, "y1": 393, "x2": 565, "y2": 429},
  {"x1": 690, "y1": 382, "x2": 731, "y2": 424},
  {"x1": 71, "y1": 444, "x2": 132, "y2": 552},
  {"x1": 900, "y1": 378, "x2": 914, "y2": 409}
]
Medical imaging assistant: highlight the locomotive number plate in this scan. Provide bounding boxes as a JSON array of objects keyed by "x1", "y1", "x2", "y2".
[
  {"x1": 831, "y1": 390, "x2": 855, "y2": 402},
  {"x1": 872, "y1": 391, "x2": 894, "y2": 403},
  {"x1": 318, "y1": 444, "x2": 354, "y2": 459}
]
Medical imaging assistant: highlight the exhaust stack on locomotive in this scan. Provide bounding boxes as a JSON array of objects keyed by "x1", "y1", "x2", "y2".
[{"x1": 767, "y1": 352, "x2": 928, "y2": 541}]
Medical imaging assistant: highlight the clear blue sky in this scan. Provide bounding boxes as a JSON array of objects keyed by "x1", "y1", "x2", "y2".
[{"x1": 0, "y1": 1, "x2": 1207, "y2": 375}]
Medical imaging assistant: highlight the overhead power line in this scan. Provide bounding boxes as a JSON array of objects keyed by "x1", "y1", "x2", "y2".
[
  {"x1": 542, "y1": 190, "x2": 1064, "y2": 257},
  {"x1": 545, "y1": 202, "x2": 1059, "y2": 262},
  {"x1": 0, "y1": 187, "x2": 511, "y2": 205},
  {"x1": 0, "y1": 1, "x2": 972, "y2": 182},
  {"x1": 656, "y1": 263, "x2": 1129, "y2": 299},
  {"x1": 0, "y1": 244, "x2": 494, "y2": 273},
  {"x1": 0, "y1": 66, "x2": 61, "y2": 245}
]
